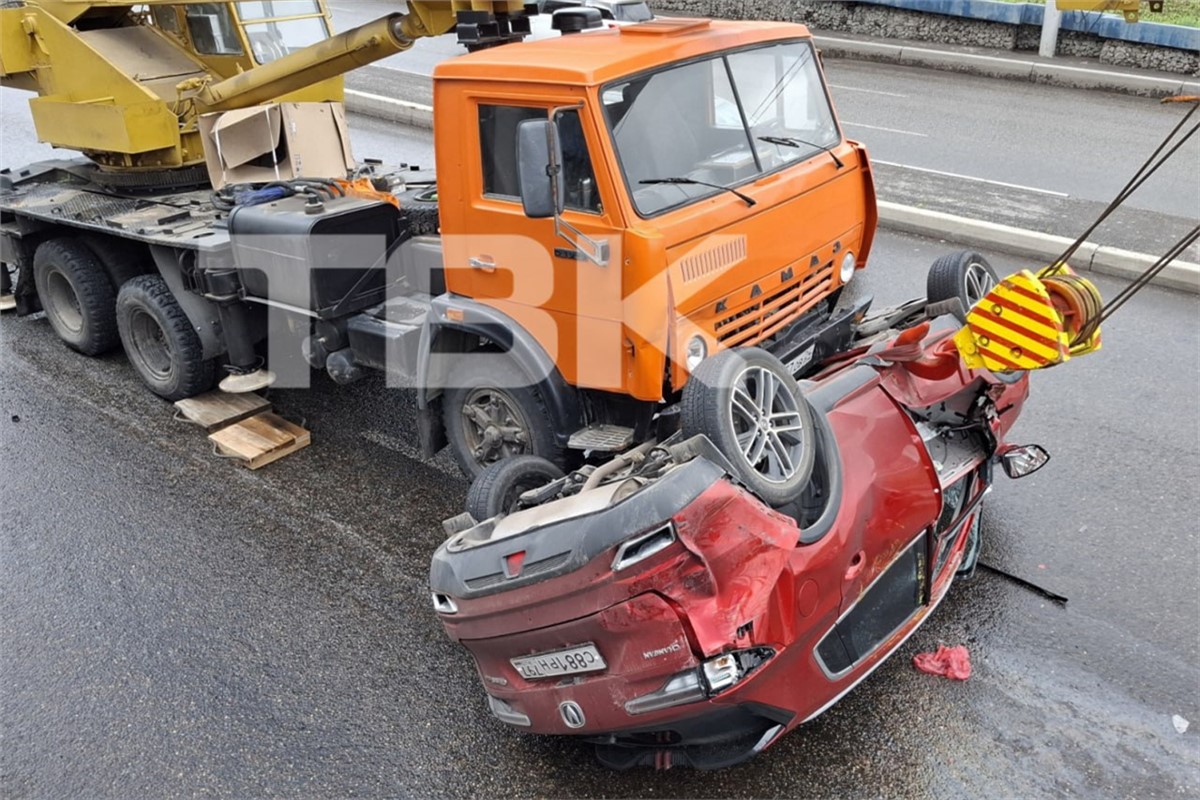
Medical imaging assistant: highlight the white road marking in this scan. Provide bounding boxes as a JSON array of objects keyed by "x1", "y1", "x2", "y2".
[
  {"x1": 872, "y1": 160, "x2": 1071, "y2": 198},
  {"x1": 842, "y1": 121, "x2": 928, "y2": 137},
  {"x1": 828, "y1": 83, "x2": 908, "y2": 98}
]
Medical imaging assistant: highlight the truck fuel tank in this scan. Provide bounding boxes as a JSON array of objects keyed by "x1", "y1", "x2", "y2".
[{"x1": 228, "y1": 193, "x2": 404, "y2": 319}]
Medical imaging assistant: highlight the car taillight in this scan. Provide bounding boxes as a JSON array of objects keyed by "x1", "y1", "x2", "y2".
[{"x1": 624, "y1": 647, "x2": 776, "y2": 715}]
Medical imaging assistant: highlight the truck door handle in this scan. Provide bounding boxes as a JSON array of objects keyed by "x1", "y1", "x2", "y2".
[
  {"x1": 844, "y1": 551, "x2": 866, "y2": 581},
  {"x1": 469, "y1": 256, "x2": 496, "y2": 273}
]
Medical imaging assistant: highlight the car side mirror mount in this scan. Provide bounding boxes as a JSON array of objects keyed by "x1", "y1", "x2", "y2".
[{"x1": 1000, "y1": 444, "x2": 1050, "y2": 479}]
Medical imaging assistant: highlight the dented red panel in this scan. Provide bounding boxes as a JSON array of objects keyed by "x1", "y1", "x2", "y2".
[{"x1": 671, "y1": 481, "x2": 801, "y2": 656}]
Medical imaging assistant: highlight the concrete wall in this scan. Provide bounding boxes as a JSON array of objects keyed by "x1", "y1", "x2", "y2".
[{"x1": 652, "y1": 0, "x2": 1200, "y2": 75}]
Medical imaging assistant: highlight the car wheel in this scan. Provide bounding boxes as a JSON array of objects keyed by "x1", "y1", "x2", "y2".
[
  {"x1": 116, "y1": 275, "x2": 215, "y2": 401},
  {"x1": 442, "y1": 353, "x2": 565, "y2": 479},
  {"x1": 32, "y1": 238, "x2": 122, "y2": 356},
  {"x1": 681, "y1": 347, "x2": 817, "y2": 507},
  {"x1": 466, "y1": 455, "x2": 565, "y2": 521},
  {"x1": 927, "y1": 250, "x2": 999, "y2": 322}
]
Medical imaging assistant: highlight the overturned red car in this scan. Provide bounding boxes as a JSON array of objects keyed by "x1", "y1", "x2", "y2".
[{"x1": 429, "y1": 255, "x2": 1051, "y2": 769}]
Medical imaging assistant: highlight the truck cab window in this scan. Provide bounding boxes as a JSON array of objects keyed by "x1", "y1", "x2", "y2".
[
  {"x1": 185, "y1": 4, "x2": 244, "y2": 55},
  {"x1": 479, "y1": 105, "x2": 601, "y2": 213}
]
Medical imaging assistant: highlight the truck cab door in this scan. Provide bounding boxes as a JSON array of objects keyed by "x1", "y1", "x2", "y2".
[{"x1": 443, "y1": 98, "x2": 625, "y2": 393}]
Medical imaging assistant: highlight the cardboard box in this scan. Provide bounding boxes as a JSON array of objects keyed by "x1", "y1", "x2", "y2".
[{"x1": 198, "y1": 102, "x2": 355, "y2": 190}]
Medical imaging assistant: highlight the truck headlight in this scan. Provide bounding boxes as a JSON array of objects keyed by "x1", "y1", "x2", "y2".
[
  {"x1": 840, "y1": 251, "x2": 857, "y2": 284},
  {"x1": 686, "y1": 336, "x2": 708, "y2": 371}
]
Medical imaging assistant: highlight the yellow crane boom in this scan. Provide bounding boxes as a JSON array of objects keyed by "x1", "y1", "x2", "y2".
[{"x1": 0, "y1": 1, "x2": 529, "y2": 170}]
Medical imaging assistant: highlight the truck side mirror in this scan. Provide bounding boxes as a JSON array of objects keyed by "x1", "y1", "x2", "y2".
[{"x1": 516, "y1": 118, "x2": 565, "y2": 219}]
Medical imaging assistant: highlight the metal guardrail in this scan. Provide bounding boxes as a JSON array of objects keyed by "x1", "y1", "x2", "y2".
[{"x1": 856, "y1": 0, "x2": 1200, "y2": 51}]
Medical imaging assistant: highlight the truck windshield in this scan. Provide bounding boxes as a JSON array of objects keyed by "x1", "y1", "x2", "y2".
[{"x1": 602, "y1": 40, "x2": 840, "y2": 217}]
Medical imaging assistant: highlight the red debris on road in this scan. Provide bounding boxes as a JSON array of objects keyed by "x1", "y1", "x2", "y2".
[{"x1": 913, "y1": 645, "x2": 972, "y2": 681}]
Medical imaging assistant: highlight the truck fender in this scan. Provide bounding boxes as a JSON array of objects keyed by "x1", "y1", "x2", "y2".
[
  {"x1": 148, "y1": 246, "x2": 225, "y2": 361},
  {"x1": 417, "y1": 295, "x2": 584, "y2": 448}
]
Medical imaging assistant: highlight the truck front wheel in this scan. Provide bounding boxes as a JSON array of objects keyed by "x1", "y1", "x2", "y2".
[
  {"x1": 442, "y1": 354, "x2": 564, "y2": 479},
  {"x1": 116, "y1": 275, "x2": 214, "y2": 401},
  {"x1": 32, "y1": 239, "x2": 121, "y2": 356}
]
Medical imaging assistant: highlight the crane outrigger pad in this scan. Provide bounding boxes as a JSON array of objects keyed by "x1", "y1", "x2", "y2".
[
  {"x1": 174, "y1": 391, "x2": 310, "y2": 470},
  {"x1": 209, "y1": 412, "x2": 311, "y2": 471},
  {"x1": 174, "y1": 390, "x2": 272, "y2": 434}
]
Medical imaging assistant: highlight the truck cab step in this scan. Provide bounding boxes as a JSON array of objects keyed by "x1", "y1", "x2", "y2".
[{"x1": 568, "y1": 425, "x2": 636, "y2": 452}]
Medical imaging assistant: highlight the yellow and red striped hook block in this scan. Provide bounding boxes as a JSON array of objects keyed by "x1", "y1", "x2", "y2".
[{"x1": 954, "y1": 268, "x2": 1103, "y2": 373}]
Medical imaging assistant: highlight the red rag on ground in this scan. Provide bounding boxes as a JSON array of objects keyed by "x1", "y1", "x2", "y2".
[{"x1": 913, "y1": 645, "x2": 972, "y2": 681}]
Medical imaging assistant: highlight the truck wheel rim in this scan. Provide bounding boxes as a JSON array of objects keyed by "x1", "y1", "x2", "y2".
[
  {"x1": 45, "y1": 269, "x2": 83, "y2": 334},
  {"x1": 729, "y1": 365, "x2": 807, "y2": 484},
  {"x1": 129, "y1": 309, "x2": 173, "y2": 381},
  {"x1": 964, "y1": 262, "x2": 995, "y2": 308},
  {"x1": 461, "y1": 388, "x2": 531, "y2": 466}
]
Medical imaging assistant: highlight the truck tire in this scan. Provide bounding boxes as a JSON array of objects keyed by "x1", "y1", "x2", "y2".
[
  {"x1": 681, "y1": 347, "x2": 817, "y2": 508},
  {"x1": 32, "y1": 238, "x2": 121, "y2": 356},
  {"x1": 82, "y1": 234, "x2": 151, "y2": 290},
  {"x1": 443, "y1": 353, "x2": 565, "y2": 479},
  {"x1": 465, "y1": 455, "x2": 565, "y2": 521},
  {"x1": 927, "y1": 251, "x2": 998, "y2": 322},
  {"x1": 116, "y1": 275, "x2": 214, "y2": 401}
]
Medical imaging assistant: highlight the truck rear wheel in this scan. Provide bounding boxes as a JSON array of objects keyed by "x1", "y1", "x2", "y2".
[
  {"x1": 82, "y1": 234, "x2": 151, "y2": 290},
  {"x1": 443, "y1": 354, "x2": 564, "y2": 479},
  {"x1": 116, "y1": 275, "x2": 214, "y2": 401},
  {"x1": 32, "y1": 238, "x2": 121, "y2": 356}
]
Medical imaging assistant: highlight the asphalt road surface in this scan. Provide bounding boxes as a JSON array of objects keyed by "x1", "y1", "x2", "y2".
[{"x1": 2, "y1": 85, "x2": 1199, "y2": 800}]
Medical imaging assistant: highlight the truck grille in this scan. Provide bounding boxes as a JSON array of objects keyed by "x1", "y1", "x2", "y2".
[{"x1": 714, "y1": 261, "x2": 834, "y2": 347}]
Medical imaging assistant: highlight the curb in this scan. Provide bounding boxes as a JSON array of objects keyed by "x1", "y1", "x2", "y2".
[
  {"x1": 345, "y1": 89, "x2": 434, "y2": 129},
  {"x1": 813, "y1": 35, "x2": 1200, "y2": 98},
  {"x1": 878, "y1": 201, "x2": 1199, "y2": 294},
  {"x1": 342, "y1": 91, "x2": 1198, "y2": 295}
]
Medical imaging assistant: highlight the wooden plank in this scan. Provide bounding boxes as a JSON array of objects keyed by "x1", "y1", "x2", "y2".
[
  {"x1": 209, "y1": 411, "x2": 311, "y2": 470},
  {"x1": 175, "y1": 391, "x2": 271, "y2": 433}
]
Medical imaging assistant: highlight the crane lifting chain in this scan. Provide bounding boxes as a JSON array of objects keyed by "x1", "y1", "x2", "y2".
[{"x1": 955, "y1": 96, "x2": 1198, "y2": 373}]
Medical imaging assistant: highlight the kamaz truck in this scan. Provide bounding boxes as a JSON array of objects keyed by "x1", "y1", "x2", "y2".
[{"x1": 0, "y1": 1, "x2": 877, "y2": 475}]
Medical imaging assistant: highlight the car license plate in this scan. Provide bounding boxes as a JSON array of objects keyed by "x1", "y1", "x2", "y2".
[
  {"x1": 511, "y1": 644, "x2": 607, "y2": 680},
  {"x1": 787, "y1": 345, "x2": 816, "y2": 375}
]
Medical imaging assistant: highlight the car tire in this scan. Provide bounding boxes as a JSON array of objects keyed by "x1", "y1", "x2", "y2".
[
  {"x1": 32, "y1": 238, "x2": 121, "y2": 356},
  {"x1": 466, "y1": 455, "x2": 565, "y2": 521},
  {"x1": 681, "y1": 347, "x2": 817, "y2": 507},
  {"x1": 82, "y1": 234, "x2": 152, "y2": 290},
  {"x1": 442, "y1": 353, "x2": 565, "y2": 479},
  {"x1": 927, "y1": 250, "x2": 999, "y2": 322},
  {"x1": 116, "y1": 275, "x2": 214, "y2": 401}
]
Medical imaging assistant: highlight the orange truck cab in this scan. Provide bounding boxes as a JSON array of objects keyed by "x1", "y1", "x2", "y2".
[{"x1": 423, "y1": 18, "x2": 876, "y2": 473}]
